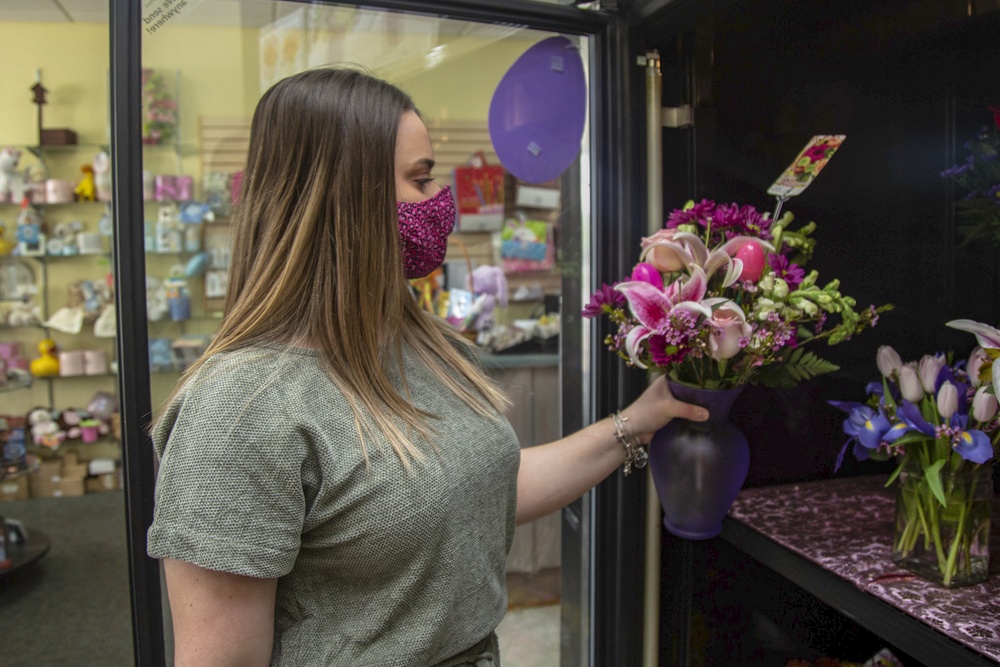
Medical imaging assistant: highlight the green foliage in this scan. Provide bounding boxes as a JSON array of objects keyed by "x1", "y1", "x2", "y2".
[{"x1": 756, "y1": 348, "x2": 840, "y2": 388}]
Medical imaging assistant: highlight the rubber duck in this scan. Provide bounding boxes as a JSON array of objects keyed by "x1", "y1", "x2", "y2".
[
  {"x1": 30, "y1": 338, "x2": 60, "y2": 377},
  {"x1": 0, "y1": 223, "x2": 13, "y2": 256}
]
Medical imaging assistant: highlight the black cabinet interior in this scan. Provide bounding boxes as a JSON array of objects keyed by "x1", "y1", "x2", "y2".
[
  {"x1": 641, "y1": 0, "x2": 1000, "y2": 487},
  {"x1": 638, "y1": 3, "x2": 1000, "y2": 665},
  {"x1": 662, "y1": 533, "x2": 923, "y2": 666}
]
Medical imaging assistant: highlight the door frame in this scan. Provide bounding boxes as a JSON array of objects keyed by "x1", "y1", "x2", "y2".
[{"x1": 110, "y1": 2, "x2": 647, "y2": 665}]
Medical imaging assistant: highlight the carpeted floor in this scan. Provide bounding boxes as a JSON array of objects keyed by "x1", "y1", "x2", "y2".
[{"x1": 0, "y1": 492, "x2": 134, "y2": 667}]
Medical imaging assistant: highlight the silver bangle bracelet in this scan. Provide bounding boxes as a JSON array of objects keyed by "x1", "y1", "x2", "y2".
[{"x1": 612, "y1": 410, "x2": 649, "y2": 476}]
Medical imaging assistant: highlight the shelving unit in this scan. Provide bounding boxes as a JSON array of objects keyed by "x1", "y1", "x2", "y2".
[{"x1": 0, "y1": 142, "x2": 121, "y2": 502}]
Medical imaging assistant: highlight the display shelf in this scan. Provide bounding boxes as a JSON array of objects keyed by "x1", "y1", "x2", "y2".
[
  {"x1": 20, "y1": 252, "x2": 111, "y2": 261},
  {"x1": 20, "y1": 143, "x2": 111, "y2": 157},
  {"x1": 0, "y1": 201, "x2": 108, "y2": 208},
  {"x1": 0, "y1": 374, "x2": 32, "y2": 393},
  {"x1": 722, "y1": 476, "x2": 1000, "y2": 667},
  {"x1": 58, "y1": 439, "x2": 121, "y2": 461},
  {"x1": 141, "y1": 140, "x2": 200, "y2": 158}
]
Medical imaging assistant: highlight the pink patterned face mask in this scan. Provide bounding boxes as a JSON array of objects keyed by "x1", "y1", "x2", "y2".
[{"x1": 397, "y1": 185, "x2": 456, "y2": 279}]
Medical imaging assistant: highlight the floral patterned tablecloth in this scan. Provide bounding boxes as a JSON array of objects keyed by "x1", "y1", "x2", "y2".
[{"x1": 728, "y1": 475, "x2": 1000, "y2": 662}]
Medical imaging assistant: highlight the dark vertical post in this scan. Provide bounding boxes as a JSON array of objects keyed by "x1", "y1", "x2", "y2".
[
  {"x1": 586, "y1": 13, "x2": 649, "y2": 667},
  {"x1": 110, "y1": 0, "x2": 165, "y2": 664}
]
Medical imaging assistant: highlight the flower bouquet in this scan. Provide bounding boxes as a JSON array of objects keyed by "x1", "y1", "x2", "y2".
[
  {"x1": 141, "y1": 69, "x2": 178, "y2": 145},
  {"x1": 940, "y1": 107, "x2": 1000, "y2": 246},
  {"x1": 829, "y1": 320, "x2": 999, "y2": 587},
  {"x1": 583, "y1": 199, "x2": 889, "y2": 390},
  {"x1": 583, "y1": 198, "x2": 889, "y2": 539}
]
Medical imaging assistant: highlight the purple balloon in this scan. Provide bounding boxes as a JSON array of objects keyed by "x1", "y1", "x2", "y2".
[{"x1": 489, "y1": 36, "x2": 587, "y2": 184}]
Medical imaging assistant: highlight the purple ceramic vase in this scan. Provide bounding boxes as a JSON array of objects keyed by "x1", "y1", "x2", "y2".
[{"x1": 648, "y1": 381, "x2": 749, "y2": 540}]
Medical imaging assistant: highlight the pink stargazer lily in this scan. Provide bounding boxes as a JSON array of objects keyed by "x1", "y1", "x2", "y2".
[
  {"x1": 947, "y1": 319, "x2": 1000, "y2": 388},
  {"x1": 615, "y1": 268, "x2": 747, "y2": 369},
  {"x1": 639, "y1": 232, "x2": 775, "y2": 288},
  {"x1": 946, "y1": 319, "x2": 1000, "y2": 349},
  {"x1": 615, "y1": 268, "x2": 712, "y2": 369}
]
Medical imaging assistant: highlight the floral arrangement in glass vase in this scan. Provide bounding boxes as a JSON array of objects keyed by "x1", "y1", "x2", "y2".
[
  {"x1": 583, "y1": 199, "x2": 890, "y2": 390},
  {"x1": 829, "y1": 320, "x2": 999, "y2": 587},
  {"x1": 582, "y1": 197, "x2": 890, "y2": 540},
  {"x1": 940, "y1": 107, "x2": 1000, "y2": 246}
]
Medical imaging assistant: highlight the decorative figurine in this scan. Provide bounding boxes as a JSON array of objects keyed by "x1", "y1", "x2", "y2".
[
  {"x1": 32, "y1": 72, "x2": 78, "y2": 146},
  {"x1": 93, "y1": 152, "x2": 112, "y2": 202},
  {"x1": 15, "y1": 199, "x2": 46, "y2": 257},
  {"x1": 29, "y1": 338, "x2": 60, "y2": 377},
  {"x1": 0, "y1": 148, "x2": 25, "y2": 204},
  {"x1": 203, "y1": 171, "x2": 232, "y2": 218},
  {"x1": 74, "y1": 164, "x2": 96, "y2": 202}
]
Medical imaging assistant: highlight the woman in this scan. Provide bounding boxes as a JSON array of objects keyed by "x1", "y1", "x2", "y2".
[{"x1": 147, "y1": 68, "x2": 707, "y2": 666}]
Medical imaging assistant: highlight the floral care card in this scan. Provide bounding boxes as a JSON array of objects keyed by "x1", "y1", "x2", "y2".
[{"x1": 767, "y1": 135, "x2": 846, "y2": 198}]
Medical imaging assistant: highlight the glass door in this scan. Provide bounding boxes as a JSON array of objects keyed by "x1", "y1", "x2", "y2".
[
  {"x1": 0, "y1": 7, "x2": 131, "y2": 666},
  {"x1": 112, "y1": 1, "x2": 644, "y2": 665}
]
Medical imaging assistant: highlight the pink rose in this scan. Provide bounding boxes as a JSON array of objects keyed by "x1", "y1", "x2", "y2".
[
  {"x1": 708, "y1": 307, "x2": 752, "y2": 360},
  {"x1": 640, "y1": 229, "x2": 686, "y2": 272}
]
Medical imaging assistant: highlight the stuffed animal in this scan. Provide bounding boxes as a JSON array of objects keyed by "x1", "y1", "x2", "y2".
[
  {"x1": 467, "y1": 265, "x2": 509, "y2": 332},
  {"x1": 0, "y1": 148, "x2": 25, "y2": 204},
  {"x1": 93, "y1": 152, "x2": 112, "y2": 202},
  {"x1": 28, "y1": 408, "x2": 64, "y2": 449},
  {"x1": 146, "y1": 276, "x2": 168, "y2": 321},
  {"x1": 74, "y1": 165, "x2": 96, "y2": 202},
  {"x1": 5, "y1": 301, "x2": 42, "y2": 327}
]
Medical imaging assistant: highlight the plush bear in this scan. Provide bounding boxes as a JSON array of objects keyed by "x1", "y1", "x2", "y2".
[
  {"x1": 467, "y1": 265, "x2": 509, "y2": 332},
  {"x1": 0, "y1": 148, "x2": 25, "y2": 204},
  {"x1": 5, "y1": 301, "x2": 42, "y2": 327}
]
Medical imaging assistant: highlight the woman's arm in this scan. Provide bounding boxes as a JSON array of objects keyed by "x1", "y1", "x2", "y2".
[
  {"x1": 163, "y1": 558, "x2": 278, "y2": 667},
  {"x1": 516, "y1": 375, "x2": 708, "y2": 525}
]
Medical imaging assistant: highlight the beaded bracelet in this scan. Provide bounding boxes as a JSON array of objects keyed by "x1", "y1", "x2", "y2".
[{"x1": 612, "y1": 410, "x2": 649, "y2": 476}]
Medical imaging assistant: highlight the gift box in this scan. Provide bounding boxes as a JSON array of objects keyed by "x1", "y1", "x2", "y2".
[
  {"x1": 40, "y1": 128, "x2": 78, "y2": 146},
  {"x1": 85, "y1": 472, "x2": 121, "y2": 493},
  {"x1": 0, "y1": 476, "x2": 29, "y2": 502}
]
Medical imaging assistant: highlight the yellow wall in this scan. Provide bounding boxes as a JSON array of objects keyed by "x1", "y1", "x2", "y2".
[
  {"x1": 387, "y1": 37, "x2": 534, "y2": 120},
  {"x1": 0, "y1": 17, "x2": 553, "y2": 416},
  {"x1": 0, "y1": 20, "x2": 260, "y2": 415}
]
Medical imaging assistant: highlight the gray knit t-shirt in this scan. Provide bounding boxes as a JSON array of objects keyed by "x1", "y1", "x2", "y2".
[{"x1": 147, "y1": 343, "x2": 520, "y2": 666}]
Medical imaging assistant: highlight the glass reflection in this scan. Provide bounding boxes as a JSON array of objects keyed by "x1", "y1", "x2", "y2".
[{"x1": 139, "y1": 2, "x2": 589, "y2": 664}]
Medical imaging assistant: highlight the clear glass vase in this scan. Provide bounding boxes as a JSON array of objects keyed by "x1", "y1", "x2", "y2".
[{"x1": 892, "y1": 460, "x2": 993, "y2": 588}]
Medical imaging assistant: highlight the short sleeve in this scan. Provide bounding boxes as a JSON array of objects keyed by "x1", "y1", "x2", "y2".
[{"x1": 147, "y1": 364, "x2": 308, "y2": 578}]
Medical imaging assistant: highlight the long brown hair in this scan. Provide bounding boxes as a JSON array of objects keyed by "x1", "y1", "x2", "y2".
[{"x1": 159, "y1": 68, "x2": 508, "y2": 465}]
